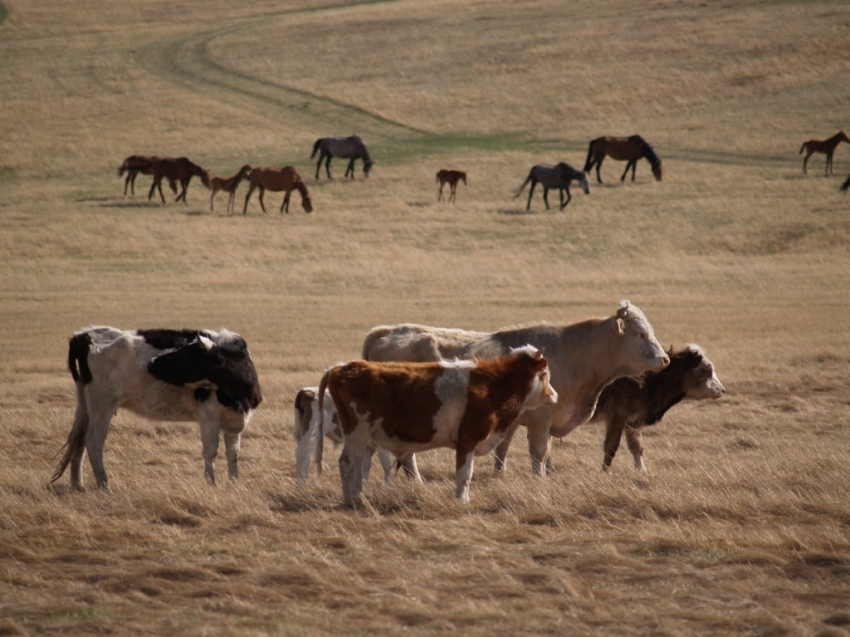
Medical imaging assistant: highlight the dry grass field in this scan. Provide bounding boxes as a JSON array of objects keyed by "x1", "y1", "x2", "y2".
[{"x1": 1, "y1": 0, "x2": 850, "y2": 634}]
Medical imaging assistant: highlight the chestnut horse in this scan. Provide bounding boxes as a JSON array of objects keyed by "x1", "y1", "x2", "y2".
[
  {"x1": 436, "y1": 169, "x2": 467, "y2": 203},
  {"x1": 210, "y1": 164, "x2": 253, "y2": 214},
  {"x1": 800, "y1": 131, "x2": 850, "y2": 175},
  {"x1": 117, "y1": 155, "x2": 175, "y2": 197},
  {"x1": 515, "y1": 162, "x2": 590, "y2": 210},
  {"x1": 242, "y1": 166, "x2": 313, "y2": 215},
  {"x1": 311, "y1": 135, "x2": 373, "y2": 180},
  {"x1": 584, "y1": 135, "x2": 662, "y2": 184},
  {"x1": 147, "y1": 157, "x2": 210, "y2": 204}
]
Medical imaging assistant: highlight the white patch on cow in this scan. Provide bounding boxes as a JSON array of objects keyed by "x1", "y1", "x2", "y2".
[
  {"x1": 475, "y1": 430, "x2": 507, "y2": 456},
  {"x1": 455, "y1": 451, "x2": 475, "y2": 503},
  {"x1": 432, "y1": 366, "x2": 470, "y2": 444},
  {"x1": 509, "y1": 344, "x2": 540, "y2": 358}
]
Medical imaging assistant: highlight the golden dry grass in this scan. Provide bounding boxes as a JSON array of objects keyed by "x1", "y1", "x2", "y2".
[{"x1": 1, "y1": 0, "x2": 850, "y2": 635}]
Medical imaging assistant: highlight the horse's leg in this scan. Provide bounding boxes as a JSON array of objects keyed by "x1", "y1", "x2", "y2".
[
  {"x1": 324, "y1": 155, "x2": 333, "y2": 179},
  {"x1": 803, "y1": 150, "x2": 811, "y2": 174},
  {"x1": 345, "y1": 158, "x2": 356, "y2": 179},
  {"x1": 826, "y1": 151, "x2": 833, "y2": 176},
  {"x1": 438, "y1": 182, "x2": 444, "y2": 201},
  {"x1": 258, "y1": 186, "x2": 267, "y2": 213},
  {"x1": 620, "y1": 161, "x2": 632, "y2": 182},
  {"x1": 177, "y1": 179, "x2": 188, "y2": 204},
  {"x1": 209, "y1": 188, "x2": 216, "y2": 214},
  {"x1": 242, "y1": 184, "x2": 255, "y2": 215},
  {"x1": 560, "y1": 187, "x2": 571, "y2": 209},
  {"x1": 595, "y1": 157, "x2": 605, "y2": 184},
  {"x1": 280, "y1": 191, "x2": 290, "y2": 214},
  {"x1": 315, "y1": 156, "x2": 322, "y2": 180},
  {"x1": 227, "y1": 191, "x2": 236, "y2": 215},
  {"x1": 124, "y1": 173, "x2": 132, "y2": 196},
  {"x1": 149, "y1": 177, "x2": 165, "y2": 204},
  {"x1": 542, "y1": 186, "x2": 551, "y2": 210},
  {"x1": 450, "y1": 184, "x2": 457, "y2": 203},
  {"x1": 526, "y1": 180, "x2": 536, "y2": 211}
]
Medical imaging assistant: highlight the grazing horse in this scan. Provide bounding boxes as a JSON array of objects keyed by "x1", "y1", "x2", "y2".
[
  {"x1": 840, "y1": 175, "x2": 850, "y2": 194},
  {"x1": 436, "y1": 169, "x2": 467, "y2": 203},
  {"x1": 242, "y1": 166, "x2": 313, "y2": 215},
  {"x1": 311, "y1": 135, "x2": 373, "y2": 180},
  {"x1": 117, "y1": 155, "x2": 176, "y2": 197},
  {"x1": 515, "y1": 162, "x2": 590, "y2": 211},
  {"x1": 800, "y1": 131, "x2": 850, "y2": 175},
  {"x1": 210, "y1": 164, "x2": 253, "y2": 214},
  {"x1": 147, "y1": 157, "x2": 211, "y2": 204},
  {"x1": 583, "y1": 135, "x2": 663, "y2": 184}
]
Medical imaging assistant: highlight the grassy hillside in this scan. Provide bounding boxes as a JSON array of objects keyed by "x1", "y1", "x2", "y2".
[{"x1": 1, "y1": 1, "x2": 849, "y2": 635}]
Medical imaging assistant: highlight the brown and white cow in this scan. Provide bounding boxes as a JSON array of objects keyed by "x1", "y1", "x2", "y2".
[
  {"x1": 293, "y1": 386, "x2": 397, "y2": 484},
  {"x1": 318, "y1": 346, "x2": 558, "y2": 506},
  {"x1": 360, "y1": 301, "x2": 669, "y2": 476},
  {"x1": 591, "y1": 343, "x2": 725, "y2": 471}
]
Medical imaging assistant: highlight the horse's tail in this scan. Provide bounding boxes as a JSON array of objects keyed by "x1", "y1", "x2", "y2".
[
  {"x1": 584, "y1": 138, "x2": 600, "y2": 172},
  {"x1": 316, "y1": 368, "x2": 335, "y2": 474},
  {"x1": 514, "y1": 169, "x2": 533, "y2": 198},
  {"x1": 840, "y1": 175, "x2": 850, "y2": 194},
  {"x1": 310, "y1": 138, "x2": 324, "y2": 159},
  {"x1": 799, "y1": 142, "x2": 807, "y2": 155}
]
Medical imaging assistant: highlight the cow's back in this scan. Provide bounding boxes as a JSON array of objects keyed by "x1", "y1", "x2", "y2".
[{"x1": 362, "y1": 324, "x2": 486, "y2": 362}]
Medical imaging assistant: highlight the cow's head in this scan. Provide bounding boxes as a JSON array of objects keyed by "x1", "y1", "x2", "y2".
[
  {"x1": 612, "y1": 300, "x2": 670, "y2": 376},
  {"x1": 510, "y1": 345, "x2": 559, "y2": 412},
  {"x1": 678, "y1": 344, "x2": 725, "y2": 399},
  {"x1": 147, "y1": 329, "x2": 262, "y2": 412}
]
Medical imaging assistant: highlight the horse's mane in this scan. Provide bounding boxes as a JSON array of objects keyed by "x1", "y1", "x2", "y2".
[
  {"x1": 631, "y1": 135, "x2": 661, "y2": 169},
  {"x1": 295, "y1": 178, "x2": 310, "y2": 199}
]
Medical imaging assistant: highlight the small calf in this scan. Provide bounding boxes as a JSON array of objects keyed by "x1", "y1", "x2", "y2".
[{"x1": 590, "y1": 344, "x2": 725, "y2": 470}]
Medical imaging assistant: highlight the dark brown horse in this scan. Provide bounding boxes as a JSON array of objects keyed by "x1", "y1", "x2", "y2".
[
  {"x1": 514, "y1": 162, "x2": 590, "y2": 210},
  {"x1": 210, "y1": 164, "x2": 253, "y2": 214},
  {"x1": 840, "y1": 175, "x2": 850, "y2": 194},
  {"x1": 584, "y1": 135, "x2": 662, "y2": 184},
  {"x1": 147, "y1": 157, "x2": 210, "y2": 204},
  {"x1": 800, "y1": 131, "x2": 850, "y2": 175},
  {"x1": 242, "y1": 166, "x2": 313, "y2": 215},
  {"x1": 436, "y1": 169, "x2": 467, "y2": 203},
  {"x1": 311, "y1": 136, "x2": 373, "y2": 180},
  {"x1": 117, "y1": 155, "x2": 176, "y2": 197}
]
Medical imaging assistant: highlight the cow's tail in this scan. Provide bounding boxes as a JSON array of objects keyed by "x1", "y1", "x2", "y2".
[
  {"x1": 514, "y1": 170, "x2": 533, "y2": 198},
  {"x1": 310, "y1": 138, "x2": 323, "y2": 159},
  {"x1": 799, "y1": 142, "x2": 807, "y2": 155},
  {"x1": 67, "y1": 332, "x2": 93, "y2": 384}
]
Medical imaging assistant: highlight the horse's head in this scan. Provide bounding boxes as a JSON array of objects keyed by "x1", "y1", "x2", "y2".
[
  {"x1": 651, "y1": 162, "x2": 663, "y2": 182},
  {"x1": 302, "y1": 195, "x2": 313, "y2": 214},
  {"x1": 200, "y1": 170, "x2": 211, "y2": 189},
  {"x1": 840, "y1": 131, "x2": 850, "y2": 143},
  {"x1": 363, "y1": 160, "x2": 374, "y2": 178},
  {"x1": 461, "y1": 172, "x2": 468, "y2": 185},
  {"x1": 579, "y1": 171, "x2": 591, "y2": 194}
]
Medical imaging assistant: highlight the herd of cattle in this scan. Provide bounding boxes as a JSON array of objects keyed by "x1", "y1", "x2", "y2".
[{"x1": 51, "y1": 301, "x2": 725, "y2": 507}]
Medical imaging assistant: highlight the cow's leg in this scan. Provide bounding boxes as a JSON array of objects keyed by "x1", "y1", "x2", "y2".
[
  {"x1": 199, "y1": 419, "x2": 221, "y2": 485},
  {"x1": 224, "y1": 432, "x2": 241, "y2": 480},
  {"x1": 624, "y1": 427, "x2": 646, "y2": 471},
  {"x1": 526, "y1": 418, "x2": 552, "y2": 477},
  {"x1": 603, "y1": 418, "x2": 626, "y2": 470},
  {"x1": 84, "y1": 415, "x2": 112, "y2": 489},
  {"x1": 377, "y1": 449, "x2": 394, "y2": 485},
  {"x1": 455, "y1": 448, "x2": 475, "y2": 503},
  {"x1": 398, "y1": 453, "x2": 422, "y2": 482},
  {"x1": 493, "y1": 420, "x2": 520, "y2": 473},
  {"x1": 339, "y1": 426, "x2": 369, "y2": 507}
]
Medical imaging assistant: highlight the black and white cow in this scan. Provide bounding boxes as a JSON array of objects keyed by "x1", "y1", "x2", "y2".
[{"x1": 52, "y1": 326, "x2": 262, "y2": 489}]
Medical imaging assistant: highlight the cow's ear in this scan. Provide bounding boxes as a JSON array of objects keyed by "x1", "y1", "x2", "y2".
[
  {"x1": 616, "y1": 300, "x2": 630, "y2": 320},
  {"x1": 613, "y1": 318, "x2": 625, "y2": 334},
  {"x1": 535, "y1": 347, "x2": 545, "y2": 360},
  {"x1": 198, "y1": 334, "x2": 214, "y2": 351}
]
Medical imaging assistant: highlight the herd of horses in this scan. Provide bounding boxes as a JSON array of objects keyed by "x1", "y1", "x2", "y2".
[{"x1": 118, "y1": 130, "x2": 850, "y2": 212}]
